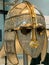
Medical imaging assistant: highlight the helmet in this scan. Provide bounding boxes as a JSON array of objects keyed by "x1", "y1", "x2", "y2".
[{"x1": 1, "y1": 1, "x2": 48, "y2": 64}]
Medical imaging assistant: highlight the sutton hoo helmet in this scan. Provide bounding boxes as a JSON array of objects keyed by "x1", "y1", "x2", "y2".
[{"x1": 0, "y1": 1, "x2": 48, "y2": 65}]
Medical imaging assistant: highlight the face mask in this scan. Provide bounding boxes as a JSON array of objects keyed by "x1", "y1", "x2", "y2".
[{"x1": 17, "y1": 14, "x2": 47, "y2": 59}]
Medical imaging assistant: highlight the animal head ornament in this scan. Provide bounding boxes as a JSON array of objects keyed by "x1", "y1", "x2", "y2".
[{"x1": 0, "y1": 1, "x2": 48, "y2": 65}]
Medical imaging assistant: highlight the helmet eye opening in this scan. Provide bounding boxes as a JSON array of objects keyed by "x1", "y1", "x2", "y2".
[
  {"x1": 20, "y1": 27, "x2": 32, "y2": 35},
  {"x1": 36, "y1": 26, "x2": 45, "y2": 35}
]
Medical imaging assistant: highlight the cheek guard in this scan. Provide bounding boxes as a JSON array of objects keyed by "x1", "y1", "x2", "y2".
[{"x1": 4, "y1": 31, "x2": 18, "y2": 65}]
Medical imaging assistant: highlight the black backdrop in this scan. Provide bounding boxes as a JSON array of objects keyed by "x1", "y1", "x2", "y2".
[{"x1": 30, "y1": 53, "x2": 49, "y2": 65}]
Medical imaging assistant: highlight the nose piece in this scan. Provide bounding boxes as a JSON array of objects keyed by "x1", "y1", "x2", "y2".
[{"x1": 29, "y1": 41, "x2": 39, "y2": 48}]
